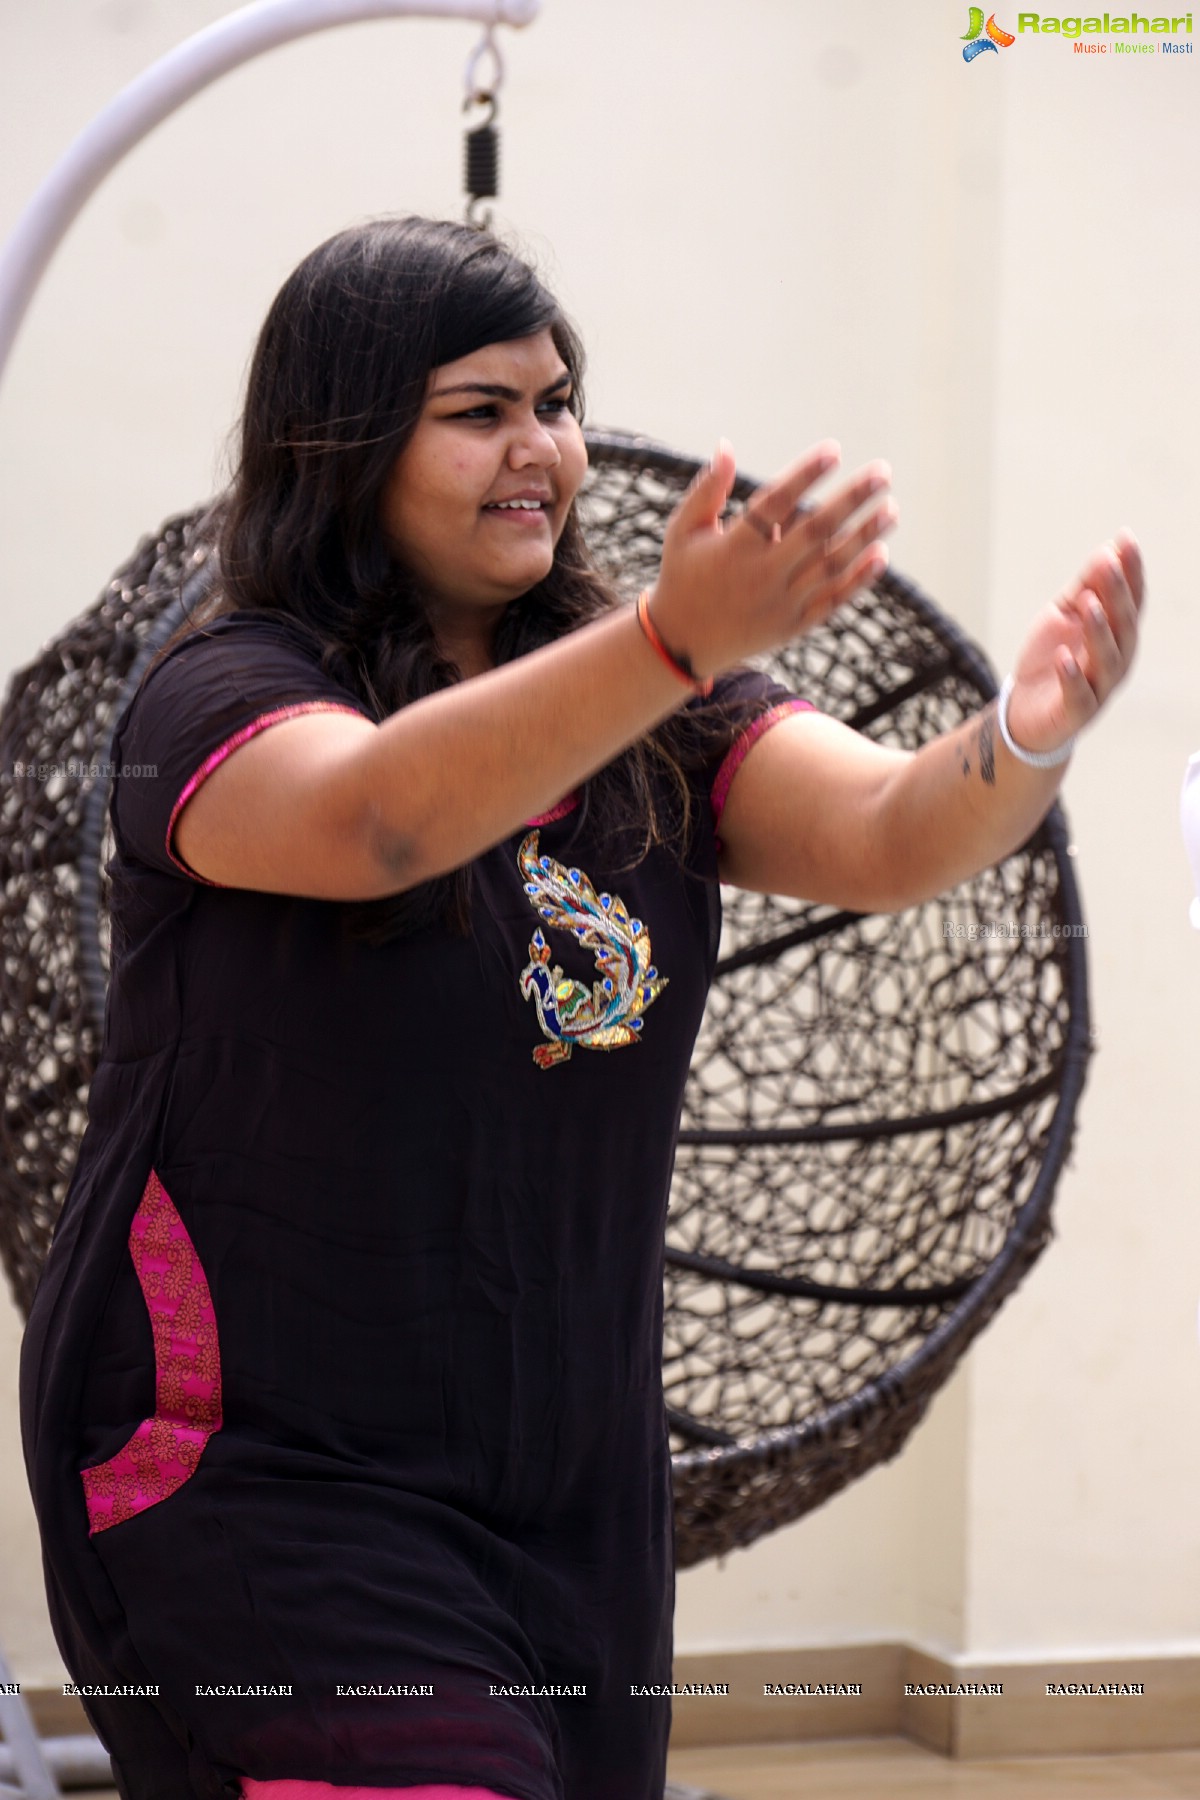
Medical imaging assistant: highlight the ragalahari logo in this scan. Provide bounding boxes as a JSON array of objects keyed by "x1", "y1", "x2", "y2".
[{"x1": 962, "y1": 7, "x2": 1017, "y2": 57}]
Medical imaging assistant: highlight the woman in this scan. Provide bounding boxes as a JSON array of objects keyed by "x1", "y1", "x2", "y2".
[{"x1": 19, "y1": 216, "x2": 1142, "y2": 1800}]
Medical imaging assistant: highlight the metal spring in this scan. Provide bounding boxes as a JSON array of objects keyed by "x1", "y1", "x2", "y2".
[{"x1": 464, "y1": 98, "x2": 499, "y2": 206}]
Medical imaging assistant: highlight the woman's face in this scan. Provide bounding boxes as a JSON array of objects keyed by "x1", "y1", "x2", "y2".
[{"x1": 380, "y1": 328, "x2": 588, "y2": 626}]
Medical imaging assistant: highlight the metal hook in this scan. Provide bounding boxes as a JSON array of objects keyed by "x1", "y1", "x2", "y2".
[
  {"x1": 462, "y1": 23, "x2": 504, "y2": 231},
  {"x1": 462, "y1": 89, "x2": 498, "y2": 127},
  {"x1": 464, "y1": 25, "x2": 504, "y2": 106}
]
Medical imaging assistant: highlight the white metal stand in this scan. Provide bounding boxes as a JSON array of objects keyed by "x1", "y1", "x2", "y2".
[{"x1": 0, "y1": 0, "x2": 539, "y2": 389}]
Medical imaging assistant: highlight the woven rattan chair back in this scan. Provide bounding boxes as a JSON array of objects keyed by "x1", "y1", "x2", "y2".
[{"x1": 0, "y1": 432, "x2": 1090, "y2": 1566}]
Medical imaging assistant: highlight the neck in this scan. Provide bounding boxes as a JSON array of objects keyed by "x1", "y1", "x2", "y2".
[{"x1": 427, "y1": 609, "x2": 501, "y2": 681}]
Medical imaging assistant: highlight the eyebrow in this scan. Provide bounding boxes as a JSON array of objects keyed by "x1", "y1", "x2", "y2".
[{"x1": 430, "y1": 370, "x2": 573, "y2": 402}]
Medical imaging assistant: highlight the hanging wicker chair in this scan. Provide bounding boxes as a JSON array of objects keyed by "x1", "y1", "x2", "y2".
[{"x1": 0, "y1": 431, "x2": 1091, "y2": 1570}]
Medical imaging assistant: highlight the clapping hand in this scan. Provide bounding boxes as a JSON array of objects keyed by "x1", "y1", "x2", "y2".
[
  {"x1": 1005, "y1": 531, "x2": 1144, "y2": 758},
  {"x1": 648, "y1": 441, "x2": 898, "y2": 680}
]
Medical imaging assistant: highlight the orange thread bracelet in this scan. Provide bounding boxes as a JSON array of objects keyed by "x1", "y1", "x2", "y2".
[{"x1": 635, "y1": 592, "x2": 714, "y2": 697}]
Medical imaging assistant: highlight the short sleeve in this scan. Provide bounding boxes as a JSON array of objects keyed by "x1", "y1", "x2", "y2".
[
  {"x1": 702, "y1": 666, "x2": 816, "y2": 856},
  {"x1": 110, "y1": 613, "x2": 374, "y2": 884}
]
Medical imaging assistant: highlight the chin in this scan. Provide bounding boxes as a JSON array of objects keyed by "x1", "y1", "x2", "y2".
[{"x1": 500, "y1": 557, "x2": 556, "y2": 599}]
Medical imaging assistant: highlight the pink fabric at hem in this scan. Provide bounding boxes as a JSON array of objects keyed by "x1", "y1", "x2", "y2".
[
  {"x1": 80, "y1": 1169, "x2": 222, "y2": 1534},
  {"x1": 240, "y1": 1783, "x2": 515, "y2": 1799},
  {"x1": 166, "y1": 702, "x2": 370, "y2": 885},
  {"x1": 710, "y1": 698, "x2": 815, "y2": 849}
]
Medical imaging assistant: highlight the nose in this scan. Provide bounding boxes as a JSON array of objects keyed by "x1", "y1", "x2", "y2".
[{"x1": 508, "y1": 411, "x2": 561, "y2": 471}]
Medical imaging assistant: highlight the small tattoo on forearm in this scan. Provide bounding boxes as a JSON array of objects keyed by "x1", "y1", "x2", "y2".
[{"x1": 977, "y1": 707, "x2": 997, "y2": 787}]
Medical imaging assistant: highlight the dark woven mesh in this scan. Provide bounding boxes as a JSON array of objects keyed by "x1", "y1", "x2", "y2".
[
  {"x1": 0, "y1": 436, "x2": 1089, "y2": 1567},
  {"x1": 0, "y1": 510, "x2": 216, "y2": 1331}
]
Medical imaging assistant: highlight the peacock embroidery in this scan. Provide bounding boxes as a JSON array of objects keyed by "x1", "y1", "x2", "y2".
[{"x1": 517, "y1": 830, "x2": 668, "y2": 1068}]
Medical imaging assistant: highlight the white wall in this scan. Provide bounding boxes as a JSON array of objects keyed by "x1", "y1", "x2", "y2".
[{"x1": 1, "y1": 0, "x2": 1198, "y2": 1685}]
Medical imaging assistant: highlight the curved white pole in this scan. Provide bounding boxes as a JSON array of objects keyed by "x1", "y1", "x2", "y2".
[{"x1": 0, "y1": 0, "x2": 540, "y2": 390}]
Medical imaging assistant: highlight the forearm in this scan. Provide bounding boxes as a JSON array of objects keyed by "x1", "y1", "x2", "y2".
[
  {"x1": 874, "y1": 700, "x2": 1066, "y2": 910},
  {"x1": 356, "y1": 604, "x2": 688, "y2": 886},
  {"x1": 346, "y1": 445, "x2": 903, "y2": 893}
]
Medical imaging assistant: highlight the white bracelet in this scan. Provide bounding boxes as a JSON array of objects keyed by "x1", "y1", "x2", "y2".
[{"x1": 996, "y1": 675, "x2": 1075, "y2": 769}]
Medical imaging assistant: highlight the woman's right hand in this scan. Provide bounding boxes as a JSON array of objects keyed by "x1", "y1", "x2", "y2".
[
  {"x1": 172, "y1": 442, "x2": 895, "y2": 901},
  {"x1": 646, "y1": 440, "x2": 897, "y2": 679}
]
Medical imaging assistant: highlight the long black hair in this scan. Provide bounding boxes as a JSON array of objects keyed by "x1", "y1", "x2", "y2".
[{"x1": 163, "y1": 216, "x2": 740, "y2": 944}]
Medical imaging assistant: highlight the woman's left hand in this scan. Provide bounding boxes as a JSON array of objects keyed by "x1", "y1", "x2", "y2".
[{"x1": 1006, "y1": 528, "x2": 1145, "y2": 756}]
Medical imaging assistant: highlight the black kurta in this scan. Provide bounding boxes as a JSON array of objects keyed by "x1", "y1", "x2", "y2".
[{"x1": 19, "y1": 611, "x2": 803, "y2": 1800}]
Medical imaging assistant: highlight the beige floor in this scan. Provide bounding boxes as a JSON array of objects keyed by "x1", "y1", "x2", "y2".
[
  {"x1": 665, "y1": 1738, "x2": 1200, "y2": 1799},
  {"x1": 68, "y1": 1740, "x2": 1200, "y2": 1799}
]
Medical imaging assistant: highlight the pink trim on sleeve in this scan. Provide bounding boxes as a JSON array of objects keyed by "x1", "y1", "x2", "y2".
[
  {"x1": 711, "y1": 699, "x2": 815, "y2": 849},
  {"x1": 524, "y1": 791, "x2": 580, "y2": 828},
  {"x1": 166, "y1": 701, "x2": 369, "y2": 884}
]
